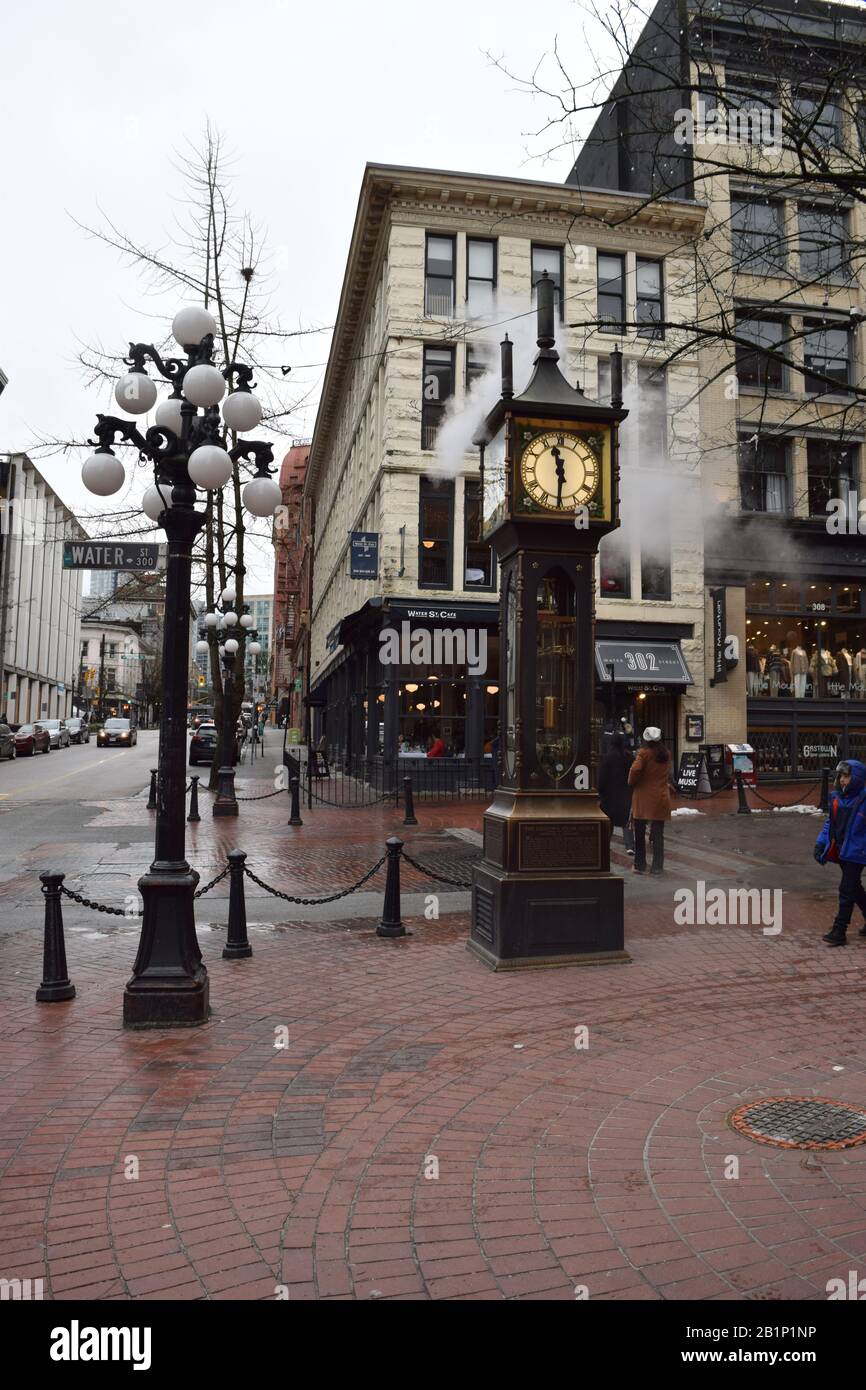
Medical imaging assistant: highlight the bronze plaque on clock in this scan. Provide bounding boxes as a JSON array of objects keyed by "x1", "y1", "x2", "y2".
[{"x1": 518, "y1": 822, "x2": 601, "y2": 871}]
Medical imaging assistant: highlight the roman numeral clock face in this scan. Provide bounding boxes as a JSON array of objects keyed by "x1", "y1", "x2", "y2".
[{"x1": 519, "y1": 431, "x2": 600, "y2": 513}]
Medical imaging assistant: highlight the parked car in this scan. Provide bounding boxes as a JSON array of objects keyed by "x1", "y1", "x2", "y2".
[
  {"x1": 189, "y1": 723, "x2": 218, "y2": 765},
  {"x1": 65, "y1": 717, "x2": 90, "y2": 745},
  {"x1": 14, "y1": 723, "x2": 51, "y2": 756},
  {"x1": 40, "y1": 719, "x2": 71, "y2": 750},
  {"x1": 97, "y1": 718, "x2": 138, "y2": 747},
  {"x1": 0, "y1": 722, "x2": 16, "y2": 761}
]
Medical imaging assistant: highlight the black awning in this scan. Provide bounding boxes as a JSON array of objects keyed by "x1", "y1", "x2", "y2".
[{"x1": 595, "y1": 639, "x2": 693, "y2": 688}]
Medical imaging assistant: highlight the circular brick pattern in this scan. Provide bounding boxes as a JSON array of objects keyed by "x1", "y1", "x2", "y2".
[{"x1": 729, "y1": 1096, "x2": 866, "y2": 1151}]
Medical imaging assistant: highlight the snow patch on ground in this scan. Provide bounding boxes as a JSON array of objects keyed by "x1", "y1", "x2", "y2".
[{"x1": 671, "y1": 807, "x2": 704, "y2": 817}]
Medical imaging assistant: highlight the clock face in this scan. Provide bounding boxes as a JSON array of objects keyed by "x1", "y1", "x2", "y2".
[{"x1": 519, "y1": 431, "x2": 600, "y2": 512}]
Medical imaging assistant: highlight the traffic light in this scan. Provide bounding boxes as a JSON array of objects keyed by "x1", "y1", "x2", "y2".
[{"x1": 198, "y1": 676, "x2": 206, "y2": 687}]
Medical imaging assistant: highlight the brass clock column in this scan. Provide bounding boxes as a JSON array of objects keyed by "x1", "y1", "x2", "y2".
[{"x1": 470, "y1": 271, "x2": 630, "y2": 970}]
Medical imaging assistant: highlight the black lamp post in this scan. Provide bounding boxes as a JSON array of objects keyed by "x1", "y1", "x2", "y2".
[{"x1": 80, "y1": 304, "x2": 282, "y2": 1026}]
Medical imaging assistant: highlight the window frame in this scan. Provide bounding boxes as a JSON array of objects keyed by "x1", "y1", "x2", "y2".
[
  {"x1": 735, "y1": 312, "x2": 788, "y2": 391},
  {"x1": 421, "y1": 344, "x2": 456, "y2": 450},
  {"x1": 635, "y1": 257, "x2": 665, "y2": 341},
  {"x1": 466, "y1": 237, "x2": 497, "y2": 318},
  {"x1": 463, "y1": 479, "x2": 496, "y2": 592},
  {"x1": 598, "y1": 529, "x2": 631, "y2": 600},
  {"x1": 418, "y1": 476, "x2": 455, "y2": 591},
  {"x1": 531, "y1": 243, "x2": 565, "y2": 322},
  {"x1": 803, "y1": 318, "x2": 853, "y2": 396},
  {"x1": 636, "y1": 364, "x2": 668, "y2": 457},
  {"x1": 597, "y1": 251, "x2": 626, "y2": 336},
  {"x1": 806, "y1": 440, "x2": 857, "y2": 518},
  {"x1": 424, "y1": 232, "x2": 456, "y2": 317},
  {"x1": 730, "y1": 196, "x2": 786, "y2": 276},
  {"x1": 798, "y1": 204, "x2": 851, "y2": 283},
  {"x1": 738, "y1": 436, "x2": 791, "y2": 515}
]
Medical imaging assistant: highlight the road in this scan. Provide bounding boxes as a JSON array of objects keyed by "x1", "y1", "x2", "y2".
[{"x1": 0, "y1": 730, "x2": 159, "y2": 802}]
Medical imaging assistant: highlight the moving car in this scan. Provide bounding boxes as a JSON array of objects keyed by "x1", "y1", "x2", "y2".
[
  {"x1": 97, "y1": 718, "x2": 138, "y2": 747},
  {"x1": 189, "y1": 723, "x2": 218, "y2": 765},
  {"x1": 0, "y1": 722, "x2": 16, "y2": 761},
  {"x1": 65, "y1": 717, "x2": 90, "y2": 744},
  {"x1": 40, "y1": 720, "x2": 71, "y2": 750},
  {"x1": 14, "y1": 723, "x2": 51, "y2": 756}
]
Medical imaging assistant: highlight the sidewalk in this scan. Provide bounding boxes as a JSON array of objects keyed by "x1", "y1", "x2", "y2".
[{"x1": 1, "y1": 778, "x2": 864, "y2": 1303}]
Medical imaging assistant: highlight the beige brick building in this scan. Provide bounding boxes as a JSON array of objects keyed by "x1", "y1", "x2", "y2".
[{"x1": 304, "y1": 163, "x2": 706, "y2": 769}]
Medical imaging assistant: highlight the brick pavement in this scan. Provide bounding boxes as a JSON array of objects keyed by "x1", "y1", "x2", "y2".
[{"x1": 1, "y1": 776, "x2": 864, "y2": 1302}]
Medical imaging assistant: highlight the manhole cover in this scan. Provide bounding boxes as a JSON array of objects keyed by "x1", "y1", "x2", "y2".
[{"x1": 729, "y1": 1096, "x2": 866, "y2": 1150}]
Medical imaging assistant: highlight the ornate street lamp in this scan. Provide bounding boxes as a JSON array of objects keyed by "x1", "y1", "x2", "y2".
[{"x1": 81, "y1": 305, "x2": 281, "y2": 1026}]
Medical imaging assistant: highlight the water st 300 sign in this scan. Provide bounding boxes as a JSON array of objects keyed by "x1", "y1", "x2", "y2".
[{"x1": 62, "y1": 541, "x2": 165, "y2": 571}]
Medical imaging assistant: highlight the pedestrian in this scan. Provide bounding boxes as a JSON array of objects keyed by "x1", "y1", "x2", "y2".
[
  {"x1": 627, "y1": 726, "x2": 673, "y2": 875},
  {"x1": 598, "y1": 732, "x2": 634, "y2": 855},
  {"x1": 814, "y1": 759, "x2": 866, "y2": 947}
]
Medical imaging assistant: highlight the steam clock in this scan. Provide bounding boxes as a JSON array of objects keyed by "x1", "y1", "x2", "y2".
[{"x1": 470, "y1": 271, "x2": 629, "y2": 970}]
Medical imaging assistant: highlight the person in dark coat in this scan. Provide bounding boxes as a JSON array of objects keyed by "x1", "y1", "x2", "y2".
[
  {"x1": 598, "y1": 732, "x2": 634, "y2": 855},
  {"x1": 627, "y1": 726, "x2": 673, "y2": 874},
  {"x1": 814, "y1": 759, "x2": 866, "y2": 946}
]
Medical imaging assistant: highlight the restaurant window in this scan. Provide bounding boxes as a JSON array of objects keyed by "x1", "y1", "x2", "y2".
[
  {"x1": 597, "y1": 253, "x2": 625, "y2": 334},
  {"x1": 799, "y1": 206, "x2": 850, "y2": 282},
  {"x1": 738, "y1": 436, "x2": 789, "y2": 514},
  {"x1": 636, "y1": 258, "x2": 664, "y2": 339},
  {"x1": 599, "y1": 528, "x2": 630, "y2": 598},
  {"x1": 807, "y1": 440, "x2": 856, "y2": 518},
  {"x1": 637, "y1": 364, "x2": 667, "y2": 458},
  {"x1": 641, "y1": 517, "x2": 671, "y2": 601},
  {"x1": 803, "y1": 320, "x2": 852, "y2": 395},
  {"x1": 531, "y1": 244, "x2": 564, "y2": 319},
  {"x1": 425, "y1": 234, "x2": 455, "y2": 316},
  {"x1": 464, "y1": 481, "x2": 495, "y2": 590},
  {"x1": 735, "y1": 312, "x2": 787, "y2": 390},
  {"x1": 418, "y1": 477, "x2": 454, "y2": 589},
  {"x1": 421, "y1": 345, "x2": 455, "y2": 449},
  {"x1": 730, "y1": 198, "x2": 786, "y2": 276},
  {"x1": 466, "y1": 238, "x2": 496, "y2": 317}
]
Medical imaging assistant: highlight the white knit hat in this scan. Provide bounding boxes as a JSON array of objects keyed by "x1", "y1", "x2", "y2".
[{"x1": 642, "y1": 726, "x2": 662, "y2": 742}]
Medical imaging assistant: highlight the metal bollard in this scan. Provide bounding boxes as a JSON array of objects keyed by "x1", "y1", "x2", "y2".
[
  {"x1": 288, "y1": 776, "x2": 303, "y2": 827},
  {"x1": 36, "y1": 872, "x2": 76, "y2": 1002},
  {"x1": 402, "y1": 776, "x2": 418, "y2": 827},
  {"x1": 377, "y1": 836, "x2": 406, "y2": 939},
  {"x1": 223, "y1": 850, "x2": 252, "y2": 959},
  {"x1": 735, "y1": 770, "x2": 751, "y2": 815},
  {"x1": 819, "y1": 766, "x2": 829, "y2": 813},
  {"x1": 146, "y1": 768, "x2": 158, "y2": 810},
  {"x1": 187, "y1": 775, "x2": 201, "y2": 823}
]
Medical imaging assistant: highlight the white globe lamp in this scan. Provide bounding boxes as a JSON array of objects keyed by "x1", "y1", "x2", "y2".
[
  {"x1": 142, "y1": 482, "x2": 174, "y2": 522},
  {"x1": 222, "y1": 391, "x2": 262, "y2": 433},
  {"x1": 203, "y1": 612, "x2": 219, "y2": 628},
  {"x1": 239, "y1": 613, "x2": 253, "y2": 629},
  {"x1": 224, "y1": 638, "x2": 239, "y2": 655},
  {"x1": 155, "y1": 398, "x2": 184, "y2": 437},
  {"x1": 188, "y1": 444, "x2": 232, "y2": 489},
  {"x1": 222, "y1": 610, "x2": 238, "y2": 628},
  {"x1": 242, "y1": 474, "x2": 282, "y2": 517},
  {"x1": 221, "y1": 586, "x2": 236, "y2": 605},
  {"x1": 82, "y1": 450, "x2": 125, "y2": 497},
  {"x1": 172, "y1": 305, "x2": 217, "y2": 349},
  {"x1": 182, "y1": 364, "x2": 226, "y2": 408},
  {"x1": 115, "y1": 371, "x2": 157, "y2": 416},
  {"x1": 249, "y1": 641, "x2": 262, "y2": 657}
]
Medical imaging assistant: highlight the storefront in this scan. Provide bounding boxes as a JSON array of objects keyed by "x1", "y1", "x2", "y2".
[
  {"x1": 594, "y1": 625, "x2": 695, "y2": 762},
  {"x1": 745, "y1": 576, "x2": 866, "y2": 775}
]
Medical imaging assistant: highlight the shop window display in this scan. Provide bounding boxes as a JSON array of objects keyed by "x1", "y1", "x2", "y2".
[
  {"x1": 395, "y1": 638, "x2": 499, "y2": 756},
  {"x1": 746, "y1": 579, "x2": 866, "y2": 699}
]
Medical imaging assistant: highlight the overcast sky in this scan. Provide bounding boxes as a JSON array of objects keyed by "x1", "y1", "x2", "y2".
[{"x1": 1, "y1": 0, "x2": 601, "y2": 590}]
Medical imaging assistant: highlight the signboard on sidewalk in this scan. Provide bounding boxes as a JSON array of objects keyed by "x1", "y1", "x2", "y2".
[
  {"x1": 63, "y1": 541, "x2": 164, "y2": 571},
  {"x1": 677, "y1": 752, "x2": 711, "y2": 798}
]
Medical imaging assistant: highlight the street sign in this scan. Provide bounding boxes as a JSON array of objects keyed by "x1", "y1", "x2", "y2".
[
  {"x1": 350, "y1": 531, "x2": 379, "y2": 580},
  {"x1": 63, "y1": 541, "x2": 164, "y2": 571}
]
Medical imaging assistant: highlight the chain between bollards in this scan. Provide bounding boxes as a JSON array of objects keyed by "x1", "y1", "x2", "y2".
[
  {"x1": 224, "y1": 850, "x2": 252, "y2": 959},
  {"x1": 37, "y1": 873, "x2": 75, "y2": 1002},
  {"x1": 146, "y1": 768, "x2": 158, "y2": 811},
  {"x1": 288, "y1": 776, "x2": 303, "y2": 827},
  {"x1": 735, "y1": 770, "x2": 751, "y2": 815},
  {"x1": 402, "y1": 776, "x2": 418, "y2": 826},
  {"x1": 377, "y1": 836, "x2": 406, "y2": 938},
  {"x1": 187, "y1": 774, "x2": 201, "y2": 823}
]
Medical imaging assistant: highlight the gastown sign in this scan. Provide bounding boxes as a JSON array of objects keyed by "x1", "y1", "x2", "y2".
[{"x1": 62, "y1": 541, "x2": 164, "y2": 571}]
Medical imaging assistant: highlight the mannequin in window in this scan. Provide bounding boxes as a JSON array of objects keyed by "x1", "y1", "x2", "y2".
[
  {"x1": 788, "y1": 634, "x2": 809, "y2": 700},
  {"x1": 765, "y1": 645, "x2": 787, "y2": 698},
  {"x1": 837, "y1": 647, "x2": 853, "y2": 696},
  {"x1": 810, "y1": 645, "x2": 837, "y2": 699},
  {"x1": 854, "y1": 648, "x2": 866, "y2": 696}
]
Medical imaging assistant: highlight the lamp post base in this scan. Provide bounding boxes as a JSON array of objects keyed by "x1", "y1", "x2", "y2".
[
  {"x1": 213, "y1": 765, "x2": 238, "y2": 817},
  {"x1": 123, "y1": 864, "x2": 209, "y2": 1027}
]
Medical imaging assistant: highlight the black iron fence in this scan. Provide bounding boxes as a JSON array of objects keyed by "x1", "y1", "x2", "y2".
[{"x1": 284, "y1": 749, "x2": 495, "y2": 808}]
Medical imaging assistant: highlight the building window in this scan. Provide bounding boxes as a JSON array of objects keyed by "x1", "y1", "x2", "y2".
[
  {"x1": 793, "y1": 89, "x2": 842, "y2": 148},
  {"x1": 464, "y1": 481, "x2": 495, "y2": 590},
  {"x1": 419, "y1": 477, "x2": 454, "y2": 589},
  {"x1": 799, "y1": 206, "x2": 850, "y2": 282},
  {"x1": 636, "y1": 365, "x2": 667, "y2": 457},
  {"x1": 599, "y1": 529, "x2": 630, "y2": 598},
  {"x1": 803, "y1": 320, "x2": 852, "y2": 395},
  {"x1": 735, "y1": 313, "x2": 787, "y2": 390},
  {"x1": 636, "y1": 258, "x2": 664, "y2": 339},
  {"x1": 699, "y1": 74, "x2": 779, "y2": 146},
  {"x1": 738, "y1": 437, "x2": 789, "y2": 514},
  {"x1": 466, "y1": 238, "x2": 496, "y2": 316},
  {"x1": 807, "y1": 441, "x2": 856, "y2": 517},
  {"x1": 531, "y1": 244, "x2": 564, "y2": 319},
  {"x1": 730, "y1": 198, "x2": 786, "y2": 276},
  {"x1": 596, "y1": 357, "x2": 611, "y2": 402},
  {"x1": 641, "y1": 519, "x2": 671, "y2": 601},
  {"x1": 465, "y1": 341, "x2": 495, "y2": 394},
  {"x1": 421, "y1": 346, "x2": 455, "y2": 449},
  {"x1": 425, "y1": 234, "x2": 455, "y2": 317},
  {"x1": 597, "y1": 253, "x2": 625, "y2": 334}
]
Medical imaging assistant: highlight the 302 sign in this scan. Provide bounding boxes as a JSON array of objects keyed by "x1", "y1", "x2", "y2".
[{"x1": 623, "y1": 650, "x2": 659, "y2": 672}]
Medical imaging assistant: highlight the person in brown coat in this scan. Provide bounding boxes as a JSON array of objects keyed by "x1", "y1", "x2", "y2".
[{"x1": 627, "y1": 726, "x2": 673, "y2": 874}]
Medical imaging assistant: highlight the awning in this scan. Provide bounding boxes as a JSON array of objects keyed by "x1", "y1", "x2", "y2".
[{"x1": 595, "y1": 639, "x2": 693, "y2": 688}]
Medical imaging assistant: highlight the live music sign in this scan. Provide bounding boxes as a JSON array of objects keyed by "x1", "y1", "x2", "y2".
[{"x1": 63, "y1": 541, "x2": 164, "y2": 571}]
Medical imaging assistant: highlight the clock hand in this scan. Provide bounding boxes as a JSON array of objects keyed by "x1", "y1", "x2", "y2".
[{"x1": 551, "y1": 446, "x2": 565, "y2": 508}]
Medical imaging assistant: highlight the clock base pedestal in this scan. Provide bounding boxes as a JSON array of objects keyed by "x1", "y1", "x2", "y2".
[{"x1": 469, "y1": 790, "x2": 629, "y2": 970}]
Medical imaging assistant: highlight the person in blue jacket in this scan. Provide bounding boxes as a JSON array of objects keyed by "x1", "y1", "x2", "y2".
[{"x1": 814, "y1": 759, "x2": 866, "y2": 946}]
